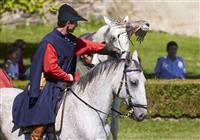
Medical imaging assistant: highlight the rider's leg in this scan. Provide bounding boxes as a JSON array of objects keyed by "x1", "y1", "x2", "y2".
[
  {"x1": 30, "y1": 125, "x2": 46, "y2": 140},
  {"x1": 110, "y1": 97, "x2": 121, "y2": 140}
]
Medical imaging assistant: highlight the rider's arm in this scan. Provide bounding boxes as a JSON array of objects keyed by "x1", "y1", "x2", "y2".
[
  {"x1": 75, "y1": 38, "x2": 105, "y2": 56},
  {"x1": 43, "y1": 43, "x2": 73, "y2": 81}
]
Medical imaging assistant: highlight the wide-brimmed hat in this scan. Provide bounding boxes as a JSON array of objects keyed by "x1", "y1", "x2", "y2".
[{"x1": 58, "y1": 4, "x2": 87, "y2": 22}]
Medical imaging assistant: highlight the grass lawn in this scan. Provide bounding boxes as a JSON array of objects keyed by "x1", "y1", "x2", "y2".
[
  {"x1": 0, "y1": 22, "x2": 200, "y2": 78},
  {"x1": 118, "y1": 118, "x2": 200, "y2": 140},
  {"x1": 1, "y1": 118, "x2": 199, "y2": 140}
]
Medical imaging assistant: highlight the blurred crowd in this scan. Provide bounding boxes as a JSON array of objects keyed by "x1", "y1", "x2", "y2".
[
  {"x1": 0, "y1": 39, "x2": 32, "y2": 88},
  {"x1": 0, "y1": 39, "x2": 186, "y2": 88}
]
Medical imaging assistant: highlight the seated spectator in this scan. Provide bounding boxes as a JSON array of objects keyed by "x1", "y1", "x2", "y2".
[
  {"x1": 10, "y1": 39, "x2": 26, "y2": 80},
  {"x1": 0, "y1": 68, "x2": 13, "y2": 88},
  {"x1": 3, "y1": 47, "x2": 19, "y2": 80},
  {"x1": 154, "y1": 41, "x2": 186, "y2": 79}
]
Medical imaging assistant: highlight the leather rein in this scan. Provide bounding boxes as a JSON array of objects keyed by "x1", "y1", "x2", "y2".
[{"x1": 67, "y1": 60, "x2": 147, "y2": 118}]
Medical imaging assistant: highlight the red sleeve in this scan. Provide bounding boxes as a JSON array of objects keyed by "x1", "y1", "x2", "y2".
[
  {"x1": 43, "y1": 43, "x2": 71, "y2": 81},
  {"x1": 75, "y1": 38, "x2": 105, "y2": 56}
]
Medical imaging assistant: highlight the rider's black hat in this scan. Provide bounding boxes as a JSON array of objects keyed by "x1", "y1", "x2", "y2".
[{"x1": 58, "y1": 4, "x2": 87, "y2": 22}]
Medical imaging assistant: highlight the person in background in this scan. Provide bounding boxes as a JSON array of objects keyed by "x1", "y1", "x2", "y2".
[
  {"x1": 154, "y1": 41, "x2": 186, "y2": 79},
  {"x1": 10, "y1": 39, "x2": 26, "y2": 80},
  {"x1": 3, "y1": 47, "x2": 19, "y2": 80}
]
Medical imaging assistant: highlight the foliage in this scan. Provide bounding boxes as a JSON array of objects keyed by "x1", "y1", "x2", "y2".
[
  {"x1": 0, "y1": 0, "x2": 61, "y2": 15},
  {"x1": 146, "y1": 79, "x2": 200, "y2": 118},
  {"x1": 119, "y1": 79, "x2": 200, "y2": 118},
  {"x1": 12, "y1": 80, "x2": 28, "y2": 89}
]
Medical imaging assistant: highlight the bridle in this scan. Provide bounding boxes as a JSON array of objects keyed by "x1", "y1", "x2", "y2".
[
  {"x1": 107, "y1": 25, "x2": 138, "y2": 57},
  {"x1": 65, "y1": 59, "x2": 147, "y2": 138},
  {"x1": 115, "y1": 59, "x2": 148, "y2": 110},
  {"x1": 68, "y1": 59, "x2": 147, "y2": 116}
]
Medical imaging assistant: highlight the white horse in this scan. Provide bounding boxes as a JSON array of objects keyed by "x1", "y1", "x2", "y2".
[
  {"x1": 0, "y1": 51, "x2": 147, "y2": 139},
  {"x1": 0, "y1": 88, "x2": 23, "y2": 139},
  {"x1": 81, "y1": 16, "x2": 150, "y2": 65},
  {"x1": 79, "y1": 16, "x2": 150, "y2": 140}
]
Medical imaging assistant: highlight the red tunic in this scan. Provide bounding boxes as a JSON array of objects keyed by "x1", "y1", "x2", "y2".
[{"x1": 43, "y1": 38, "x2": 104, "y2": 81}]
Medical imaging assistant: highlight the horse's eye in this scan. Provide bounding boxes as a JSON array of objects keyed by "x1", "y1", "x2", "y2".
[
  {"x1": 111, "y1": 37, "x2": 117, "y2": 41},
  {"x1": 130, "y1": 80, "x2": 138, "y2": 86},
  {"x1": 117, "y1": 34, "x2": 120, "y2": 38}
]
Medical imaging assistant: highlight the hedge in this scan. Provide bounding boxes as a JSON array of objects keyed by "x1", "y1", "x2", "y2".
[
  {"x1": 146, "y1": 80, "x2": 200, "y2": 118},
  {"x1": 12, "y1": 79, "x2": 200, "y2": 118}
]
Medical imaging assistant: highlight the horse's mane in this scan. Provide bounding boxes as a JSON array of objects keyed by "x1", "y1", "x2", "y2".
[{"x1": 75, "y1": 59, "x2": 124, "y2": 91}]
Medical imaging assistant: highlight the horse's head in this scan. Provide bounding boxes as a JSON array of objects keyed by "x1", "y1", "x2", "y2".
[
  {"x1": 114, "y1": 50, "x2": 147, "y2": 121},
  {"x1": 102, "y1": 16, "x2": 130, "y2": 58}
]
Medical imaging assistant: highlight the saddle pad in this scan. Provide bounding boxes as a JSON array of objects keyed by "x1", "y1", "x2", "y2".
[{"x1": 55, "y1": 92, "x2": 67, "y2": 133}]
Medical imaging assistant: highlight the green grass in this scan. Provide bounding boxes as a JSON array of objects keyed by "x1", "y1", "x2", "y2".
[
  {"x1": 1, "y1": 118, "x2": 199, "y2": 140},
  {"x1": 118, "y1": 119, "x2": 200, "y2": 140},
  {"x1": 0, "y1": 22, "x2": 200, "y2": 77}
]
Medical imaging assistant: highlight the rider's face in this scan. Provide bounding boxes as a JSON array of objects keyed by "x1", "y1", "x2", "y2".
[{"x1": 67, "y1": 21, "x2": 78, "y2": 32}]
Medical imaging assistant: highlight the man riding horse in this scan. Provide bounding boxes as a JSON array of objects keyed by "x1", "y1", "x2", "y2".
[{"x1": 12, "y1": 4, "x2": 120, "y2": 140}]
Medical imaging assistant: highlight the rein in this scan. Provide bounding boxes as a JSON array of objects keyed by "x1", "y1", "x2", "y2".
[
  {"x1": 65, "y1": 60, "x2": 147, "y2": 138},
  {"x1": 66, "y1": 59, "x2": 147, "y2": 117},
  {"x1": 67, "y1": 88, "x2": 128, "y2": 118}
]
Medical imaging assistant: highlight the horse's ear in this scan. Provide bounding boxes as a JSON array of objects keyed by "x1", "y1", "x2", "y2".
[
  {"x1": 132, "y1": 50, "x2": 139, "y2": 63},
  {"x1": 103, "y1": 16, "x2": 112, "y2": 25},
  {"x1": 123, "y1": 16, "x2": 129, "y2": 22}
]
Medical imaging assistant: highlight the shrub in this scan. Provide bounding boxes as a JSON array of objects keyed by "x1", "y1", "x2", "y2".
[
  {"x1": 146, "y1": 80, "x2": 200, "y2": 118},
  {"x1": 0, "y1": 0, "x2": 60, "y2": 15}
]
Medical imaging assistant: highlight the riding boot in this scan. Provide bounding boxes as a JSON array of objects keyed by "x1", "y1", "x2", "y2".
[{"x1": 30, "y1": 125, "x2": 46, "y2": 140}]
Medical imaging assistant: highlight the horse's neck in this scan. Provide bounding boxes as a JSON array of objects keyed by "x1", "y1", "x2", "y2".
[{"x1": 72, "y1": 64, "x2": 123, "y2": 117}]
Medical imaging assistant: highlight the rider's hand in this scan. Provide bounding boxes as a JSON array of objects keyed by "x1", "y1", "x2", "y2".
[{"x1": 67, "y1": 74, "x2": 74, "y2": 81}]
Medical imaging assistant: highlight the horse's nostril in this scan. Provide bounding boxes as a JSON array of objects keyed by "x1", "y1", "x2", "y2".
[
  {"x1": 139, "y1": 114, "x2": 144, "y2": 119},
  {"x1": 145, "y1": 23, "x2": 150, "y2": 27},
  {"x1": 138, "y1": 113, "x2": 146, "y2": 120}
]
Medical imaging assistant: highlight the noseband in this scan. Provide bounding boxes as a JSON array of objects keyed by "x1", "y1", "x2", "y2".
[{"x1": 116, "y1": 59, "x2": 148, "y2": 110}]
